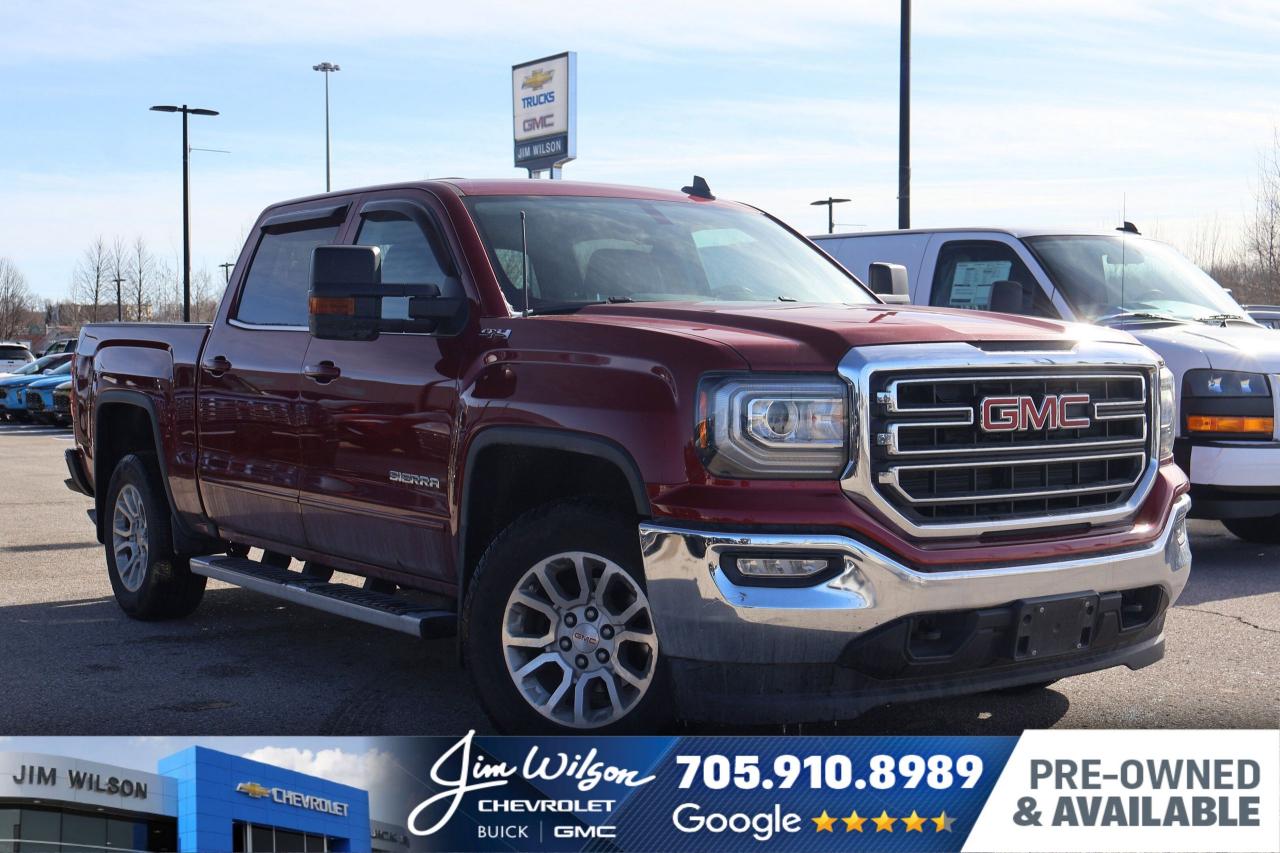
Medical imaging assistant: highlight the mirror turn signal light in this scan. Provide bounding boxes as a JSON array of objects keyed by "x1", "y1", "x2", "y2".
[
  {"x1": 309, "y1": 296, "x2": 355, "y2": 316},
  {"x1": 1185, "y1": 415, "x2": 1274, "y2": 435}
]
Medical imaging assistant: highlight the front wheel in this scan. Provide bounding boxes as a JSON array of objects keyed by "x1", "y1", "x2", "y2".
[
  {"x1": 104, "y1": 453, "x2": 207, "y2": 620},
  {"x1": 1223, "y1": 515, "x2": 1280, "y2": 544},
  {"x1": 463, "y1": 502, "x2": 669, "y2": 733}
]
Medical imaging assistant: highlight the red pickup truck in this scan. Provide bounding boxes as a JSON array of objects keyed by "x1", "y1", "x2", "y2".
[{"x1": 65, "y1": 178, "x2": 1191, "y2": 733}]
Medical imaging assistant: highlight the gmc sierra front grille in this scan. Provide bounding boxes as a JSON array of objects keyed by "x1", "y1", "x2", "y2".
[{"x1": 867, "y1": 369, "x2": 1153, "y2": 526}]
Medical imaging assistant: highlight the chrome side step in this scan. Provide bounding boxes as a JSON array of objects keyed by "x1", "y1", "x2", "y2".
[{"x1": 189, "y1": 555, "x2": 456, "y2": 639}]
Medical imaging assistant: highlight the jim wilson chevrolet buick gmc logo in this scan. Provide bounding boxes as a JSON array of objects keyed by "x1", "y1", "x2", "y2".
[{"x1": 980, "y1": 394, "x2": 1091, "y2": 432}]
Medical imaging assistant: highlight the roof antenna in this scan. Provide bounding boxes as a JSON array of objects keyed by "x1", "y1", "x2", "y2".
[
  {"x1": 681, "y1": 175, "x2": 715, "y2": 200},
  {"x1": 520, "y1": 209, "x2": 531, "y2": 317}
]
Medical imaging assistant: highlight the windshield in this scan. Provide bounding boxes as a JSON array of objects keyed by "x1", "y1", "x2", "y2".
[
  {"x1": 1025, "y1": 235, "x2": 1250, "y2": 324},
  {"x1": 11, "y1": 355, "x2": 61, "y2": 375},
  {"x1": 465, "y1": 195, "x2": 875, "y2": 312}
]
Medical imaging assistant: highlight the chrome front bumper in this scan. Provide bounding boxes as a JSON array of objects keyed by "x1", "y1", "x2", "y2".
[{"x1": 638, "y1": 494, "x2": 1191, "y2": 666}]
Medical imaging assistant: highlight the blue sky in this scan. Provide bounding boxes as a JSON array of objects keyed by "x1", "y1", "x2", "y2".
[{"x1": 2, "y1": 0, "x2": 1278, "y2": 301}]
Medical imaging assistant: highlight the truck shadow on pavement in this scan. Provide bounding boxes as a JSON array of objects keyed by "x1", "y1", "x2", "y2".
[{"x1": 0, "y1": 587, "x2": 1077, "y2": 737}]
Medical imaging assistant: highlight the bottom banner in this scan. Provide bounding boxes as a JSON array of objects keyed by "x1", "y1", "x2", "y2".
[{"x1": 0, "y1": 731, "x2": 1275, "y2": 852}]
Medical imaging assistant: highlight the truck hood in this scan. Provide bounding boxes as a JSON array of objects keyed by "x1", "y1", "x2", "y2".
[
  {"x1": 569, "y1": 302, "x2": 1137, "y2": 370},
  {"x1": 1129, "y1": 323, "x2": 1280, "y2": 373}
]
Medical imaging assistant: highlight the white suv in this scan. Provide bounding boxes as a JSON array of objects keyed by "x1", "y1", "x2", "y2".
[{"x1": 0, "y1": 342, "x2": 34, "y2": 374}]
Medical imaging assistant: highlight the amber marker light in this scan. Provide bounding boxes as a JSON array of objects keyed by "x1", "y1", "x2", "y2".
[
  {"x1": 1186, "y1": 415, "x2": 1274, "y2": 435},
  {"x1": 309, "y1": 296, "x2": 355, "y2": 315}
]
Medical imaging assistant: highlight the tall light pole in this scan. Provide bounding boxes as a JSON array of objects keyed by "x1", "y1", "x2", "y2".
[
  {"x1": 113, "y1": 275, "x2": 125, "y2": 322},
  {"x1": 219, "y1": 261, "x2": 235, "y2": 285},
  {"x1": 898, "y1": 0, "x2": 911, "y2": 229},
  {"x1": 313, "y1": 62, "x2": 340, "y2": 191},
  {"x1": 810, "y1": 197, "x2": 851, "y2": 235},
  {"x1": 150, "y1": 104, "x2": 219, "y2": 323}
]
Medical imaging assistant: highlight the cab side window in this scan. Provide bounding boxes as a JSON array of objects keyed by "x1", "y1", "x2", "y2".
[
  {"x1": 356, "y1": 212, "x2": 457, "y2": 293},
  {"x1": 235, "y1": 222, "x2": 341, "y2": 326},
  {"x1": 930, "y1": 240, "x2": 1057, "y2": 317},
  {"x1": 356, "y1": 210, "x2": 459, "y2": 320}
]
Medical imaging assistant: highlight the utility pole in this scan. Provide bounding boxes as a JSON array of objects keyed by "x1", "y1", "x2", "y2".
[
  {"x1": 313, "y1": 62, "x2": 340, "y2": 191},
  {"x1": 150, "y1": 104, "x2": 219, "y2": 322},
  {"x1": 219, "y1": 262, "x2": 235, "y2": 285},
  {"x1": 113, "y1": 275, "x2": 125, "y2": 322},
  {"x1": 898, "y1": 0, "x2": 911, "y2": 229},
  {"x1": 810, "y1": 197, "x2": 852, "y2": 235}
]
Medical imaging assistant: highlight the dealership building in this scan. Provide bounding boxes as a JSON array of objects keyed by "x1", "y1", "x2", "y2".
[{"x1": 0, "y1": 747, "x2": 409, "y2": 852}]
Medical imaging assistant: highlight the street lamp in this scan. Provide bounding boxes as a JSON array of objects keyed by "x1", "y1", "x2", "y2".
[
  {"x1": 810, "y1": 197, "x2": 852, "y2": 235},
  {"x1": 113, "y1": 275, "x2": 124, "y2": 322},
  {"x1": 312, "y1": 62, "x2": 340, "y2": 191},
  {"x1": 899, "y1": 0, "x2": 911, "y2": 229},
  {"x1": 150, "y1": 104, "x2": 219, "y2": 323}
]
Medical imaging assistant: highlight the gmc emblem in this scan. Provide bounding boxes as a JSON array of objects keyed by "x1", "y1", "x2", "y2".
[{"x1": 981, "y1": 394, "x2": 1091, "y2": 432}]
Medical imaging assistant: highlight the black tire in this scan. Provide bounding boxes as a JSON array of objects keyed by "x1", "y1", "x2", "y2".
[
  {"x1": 103, "y1": 453, "x2": 206, "y2": 620},
  {"x1": 1223, "y1": 515, "x2": 1280, "y2": 544},
  {"x1": 462, "y1": 501, "x2": 671, "y2": 734}
]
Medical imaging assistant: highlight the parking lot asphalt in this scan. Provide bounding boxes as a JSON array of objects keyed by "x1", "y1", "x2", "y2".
[{"x1": 0, "y1": 420, "x2": 1276, "y2": 736}]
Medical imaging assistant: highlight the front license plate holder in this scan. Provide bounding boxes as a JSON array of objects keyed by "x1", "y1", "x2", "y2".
[{"x1": 1013, "y1": 592, "x2": 1100, "y2": 661}]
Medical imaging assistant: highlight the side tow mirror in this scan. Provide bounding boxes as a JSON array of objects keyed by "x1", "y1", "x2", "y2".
[
  {"x1": 309, "y1": 244, "x2": 473, "y2": 341},
  {"x1": 989, "y1": 279, "x2": 1032, "y2": 314},
  {"x1": 868, "y1": 262, "x2": 910, "y2": 304},
  {"x1": 309, "y1": 245, "x2": 384, "y2": 341}
]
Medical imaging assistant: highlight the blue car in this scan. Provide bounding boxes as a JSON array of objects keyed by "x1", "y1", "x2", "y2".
[
  {"x1": 28, "y1": 377, "x2": 74, "y2": 425},
  {"x1": 1, "y1": 359, "x2": 71, "y2": 420}
]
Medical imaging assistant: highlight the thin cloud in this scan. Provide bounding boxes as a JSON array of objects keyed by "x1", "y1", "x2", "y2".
[{"x1": 240, "y1": 746, "x2": 397, "y2": 792}]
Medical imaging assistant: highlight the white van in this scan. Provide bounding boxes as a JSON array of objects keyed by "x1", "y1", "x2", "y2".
[{"x1": 813, "y1": 226, "x2": 1280, "y2": 542}]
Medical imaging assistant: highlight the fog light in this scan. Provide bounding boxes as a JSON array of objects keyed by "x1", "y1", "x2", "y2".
[{"x1": 735, "y1": 557, "x2": 831, "y2": 578}]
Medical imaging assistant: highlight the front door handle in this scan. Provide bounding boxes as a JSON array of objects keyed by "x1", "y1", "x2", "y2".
[
  {"x1": 201, "y1": 355, "x2": 232, "y2": 377},
  {"x1": 304, "y1": 361, "x2": 341, "y2": 384}
]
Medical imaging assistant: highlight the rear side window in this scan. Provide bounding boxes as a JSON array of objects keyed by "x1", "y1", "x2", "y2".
[
  {"x1": 930, "y1": 240, "x2": 1057, "y2": 317},
  {"x1": 235, "y1": 223, "x2": 341, "y2": 326},
  {"x1": 0, "y1": 346, "x2": 31, "y2": 360}
]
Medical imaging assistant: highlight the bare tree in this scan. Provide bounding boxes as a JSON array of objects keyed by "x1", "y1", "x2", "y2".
[
  {"x1": 71, "y1": 237, "x2": 111, "y2": 324},
  {"x1": 0, "y1": 258, "x2": 35, "y2": 340},
  {"x1": 128, "y1": 237, "x2": 157, "y2": 321},
  {"x1": 191, "y1": 267, "x2": 220, "y2": 323},
  {"x1": 1245, "y1": 129, "x2": 1280, "y2": 305}
]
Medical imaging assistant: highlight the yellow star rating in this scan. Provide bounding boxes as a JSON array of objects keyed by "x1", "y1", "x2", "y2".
[{"x1": 814, "y1": 809, "x2": 956, "y2": 833}]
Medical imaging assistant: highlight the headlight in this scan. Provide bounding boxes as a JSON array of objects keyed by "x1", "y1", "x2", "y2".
[
  {"x1": 1158, "y1": 366, "x2": 1176, "y2": 460},
  {"x1": 696, "y1": 375, "x2": 849, "y2": 478},
  {"x1": 1181, "y1": 369, "x2": 1274, "y2": 439},
  {"x1": 1182, "y1": 369, "x2": 1270, "y2": 398}
]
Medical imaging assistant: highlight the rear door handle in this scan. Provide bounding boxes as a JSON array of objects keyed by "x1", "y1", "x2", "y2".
[
  {"x1": 304, "y1": 361, "x2": 341, "y2": 384},
  {"x1": 201, "y1": 355, "x2": 232, "y2": 377}
]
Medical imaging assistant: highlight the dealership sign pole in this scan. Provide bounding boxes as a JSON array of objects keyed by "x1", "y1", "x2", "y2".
[{"x1": 512, "y1": 51, "x2": 576, "y2": 178}]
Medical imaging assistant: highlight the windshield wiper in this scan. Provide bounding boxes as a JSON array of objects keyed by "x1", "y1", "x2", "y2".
[
  {"x1": 1095, "y1": 310, "x2": 1188, "y2": 326},
  {"x1": 1193, "y1": 313, "x2": 1248, "y2": 325},
  {"x1": 525, "y1": 296, "x2": 634, "y2": 316}
]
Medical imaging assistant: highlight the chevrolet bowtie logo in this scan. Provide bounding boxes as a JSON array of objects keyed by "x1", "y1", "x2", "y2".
[
  {"x1": 521, "y1": 68, "x2": 554, "y2": 90},
  {"x1": 236, "y1": 782, "x2": 271, "y2": 799}
]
